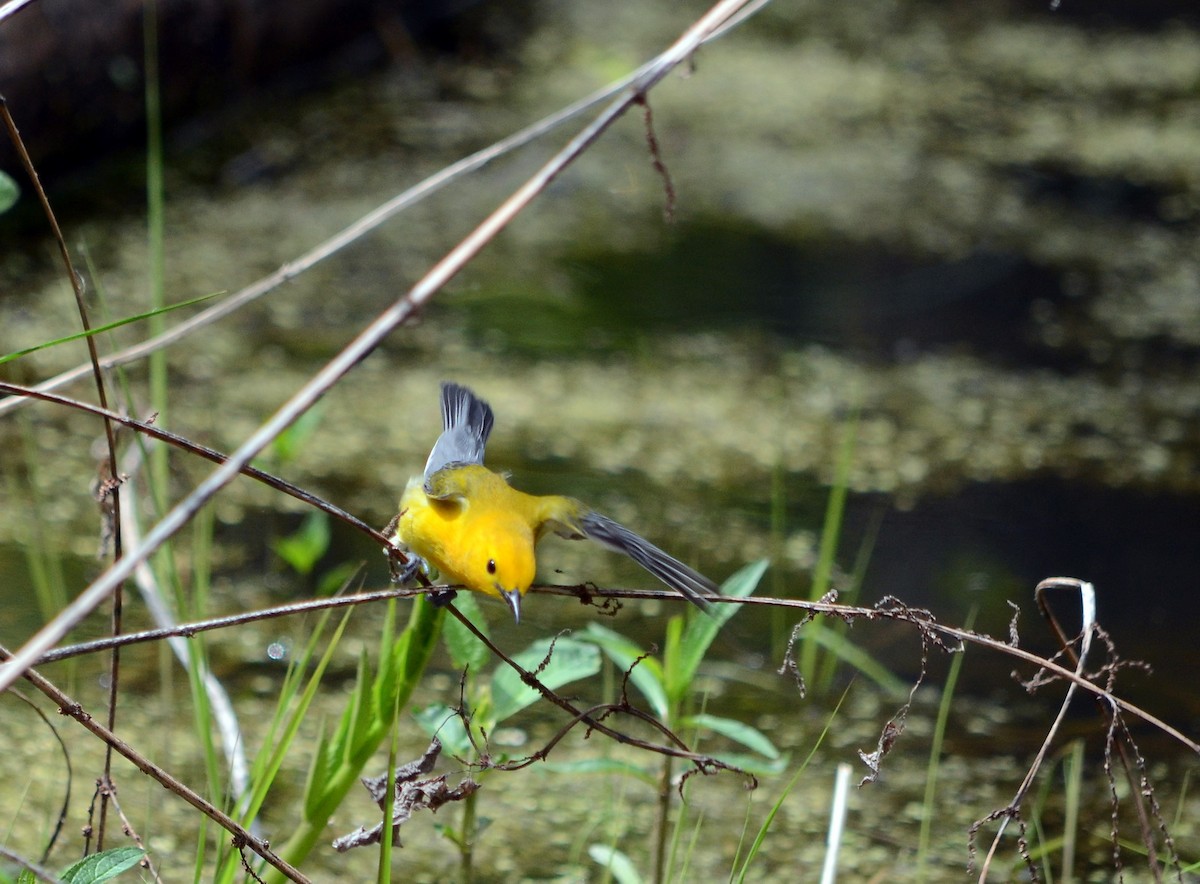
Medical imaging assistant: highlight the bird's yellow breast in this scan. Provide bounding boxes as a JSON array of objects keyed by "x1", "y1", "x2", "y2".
[{"x1": 397, "y1": 466, "x2": 540, "y2": 597}]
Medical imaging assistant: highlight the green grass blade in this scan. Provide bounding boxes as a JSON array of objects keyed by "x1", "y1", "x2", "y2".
[
  {"x1": 667, "y1": 559, "x2": 767, "y2": 704},
  {"x1": 732, "y1": 684, "x2": 850, "y2": 884},
  {"x1": 799, "y1": 408, "x2": 858, "y2": 687},
  {"x1": 0, "y1": 293, "x2": 219, "y2": 366},
  {"x1": 272, "y1": 597, "x2": 443, "y2": 880},
  {"x1": 1062, "y1": 738, "x2": 1084, "y2": 884}
]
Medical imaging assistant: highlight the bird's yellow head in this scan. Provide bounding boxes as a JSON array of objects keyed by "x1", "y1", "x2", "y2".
[{"x1": 464, "y1": 513, "x2": 537, "y2": 622}]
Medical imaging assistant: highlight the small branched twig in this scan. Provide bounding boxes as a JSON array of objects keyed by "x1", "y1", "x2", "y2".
[
  {"x1": 619, "y1": 647, "x2": 659, "y2": 707},
  {"x1": 233, "y1": 833, "x2": 267, "y2": 884},
  {"x1": 333, "y1": 740, "x2": 480, "y2": 852},
  {"x1": 776, "y1": 606, "x2": 823, "y2": 698},
  {"x1": 857, "y1": 597, "x2": 950, "y2": 786},
  {"x1": 634, "y1": 93, "x2": 676, "y2": 222},
  {"x1": 529, "y1": 631, "x2": 569, "y2": 681},
  {"x1": 1006, "y1": 600, "x2": 1022, "y2": 646},
  {"x1": 1031, "y1": 579, "x2": 1183, "y2": 882},
  {"x1": 973, "y1": 580, "x2": 1099, "y2": 880},
  {"x1": 86, "y1": 774, "x2": 164, "y2": 883}
]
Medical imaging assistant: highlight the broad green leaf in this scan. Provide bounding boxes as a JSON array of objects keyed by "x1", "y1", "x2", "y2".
[
  {"x1": 412, "y1": 703, "x2": 473, "y2": 757},
  {"x1": 491, "y1": 637, "x2": 600, "y2": 722},
  {"x1": 0, "y1": 292, "x2": 219, "y2": 366},
  {"x1": 587, "y1": 845, "x2": 642, "y2": 884},
  {"x1": 667, "y1": 559, "x2": 767, "y2": 702},
  {"x1": 0, "y1": 170, "x2": 18, "y2": 214},
  {"x1": 582, "y1": 623, "x2": 668, "y2": 719},
  {"x1": 443, "y1": 592, "x2": 491, "y2": 672},
  {"x1": 683, "y1": 713, "x2": 780, "y2": 759},
  {"x1": 60, "y1": 846, "x2": 145, "y2": 882}
]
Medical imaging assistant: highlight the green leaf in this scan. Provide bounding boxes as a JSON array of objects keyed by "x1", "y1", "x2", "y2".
[
  {"x1": 682, "y1": 713, "x2": 780, "y2": 759},
  {"x1": 582, "y1": 623, "x2": 667, "y2": 719},
  {"x1": 0, "y1": 292, "x2": 220, "y2": 366},
  {"x1": 667, "y1": 559, "x2": 767, "y2": 703},
  {"x1": 269, "y1": 406, "x2": 324, "y2": 466},
  {"x1": 412, "y1": 703, "x2": 473, "y2": 758},
  {"x1": 272, "y1": 511, "x2": 330, "y2": 576},
  {"x1": 316, "y1": 561, "x2": 361, "y2": 597},
  {"x1": 302, "y1": 727, "x2": 333, "y2": 821},
  {"x1": 542, "y1": 757, "x2": 656, "y2": 785},
  {"x1": 491, "y1": 637, "x2": 601, "y2": 722},
  {"x1": 0, "y1": 170, "x2": 18, "y2": 214},
  {"x1": 443, "y1": 593, "x2": 492, "y2": 672},
  {"x1": 587, "y1": 845, "x2": 643, "y2": 884},
  {"x1": 804, "y1": 624, "x2": 909, "y2": 698},
  {"x1": 60, "y1": 847, "x2": 145, "y2": 882}
]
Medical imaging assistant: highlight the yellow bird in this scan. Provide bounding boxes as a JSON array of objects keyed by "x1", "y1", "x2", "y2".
[{"x1": 392, "y1": 382, "x2": 718, "y2": 622}]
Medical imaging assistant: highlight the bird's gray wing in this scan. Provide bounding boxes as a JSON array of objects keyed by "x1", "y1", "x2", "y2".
[{"x1": 423, "y1": 382, "x2": 495, "y2": 486}]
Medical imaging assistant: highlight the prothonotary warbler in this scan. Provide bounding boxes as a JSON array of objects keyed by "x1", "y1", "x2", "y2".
[{"x1": 391, "y1": 382, "x2": 718, "y2": 622}]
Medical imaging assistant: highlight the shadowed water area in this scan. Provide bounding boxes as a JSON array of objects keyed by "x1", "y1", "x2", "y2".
[{"x1": 1, "y1": 0, "x2": 1198, "y2": 880}]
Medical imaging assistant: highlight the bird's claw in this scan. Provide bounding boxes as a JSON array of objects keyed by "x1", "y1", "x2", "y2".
[
  {"x1": 389, "y1": 550, "x2": 429, "y2": 586},
  {"x1": 428, "y1": 588, "x2": 458, "y2": 608}
]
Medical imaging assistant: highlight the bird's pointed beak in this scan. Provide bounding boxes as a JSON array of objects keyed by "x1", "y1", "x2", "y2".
[{"x1": 499, "y1": 588, "x2": 522, "y2": 623}]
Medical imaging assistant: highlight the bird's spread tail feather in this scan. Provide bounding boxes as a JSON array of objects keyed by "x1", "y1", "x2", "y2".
[{"x1": 577, "y1": 511, "x2": 717, "y2": 610}]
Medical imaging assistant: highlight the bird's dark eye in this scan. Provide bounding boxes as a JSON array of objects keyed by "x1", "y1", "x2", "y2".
[{"x1": 486, "y1": 559, "x2": 497, "y2": 575}]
